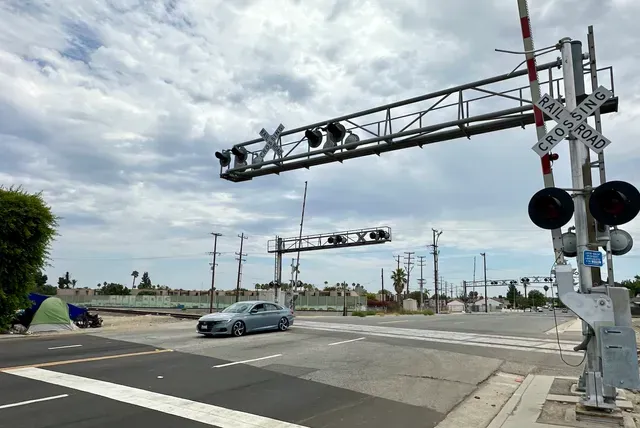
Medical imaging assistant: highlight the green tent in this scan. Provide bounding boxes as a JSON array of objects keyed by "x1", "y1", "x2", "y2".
[{"x1": 28, "y1": 297, "x2": 76, "y2": 333}]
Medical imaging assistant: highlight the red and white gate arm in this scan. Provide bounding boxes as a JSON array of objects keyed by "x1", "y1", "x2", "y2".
[{"x1": 517, "y1": 0, "x2": 565, "y2": 263}]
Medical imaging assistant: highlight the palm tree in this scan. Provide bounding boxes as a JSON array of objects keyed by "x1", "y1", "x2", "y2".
[
  {"x1": 391, "y1": 268, "x2": 407, "y2": 298},
  {"x1": 131, "y1": 270, "x2": 139, "y2": 289},
  {"x1": 71, "y1": 279, "x2": 77, "y2": 289}
]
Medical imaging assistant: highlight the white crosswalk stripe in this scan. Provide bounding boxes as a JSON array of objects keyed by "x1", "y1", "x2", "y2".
[{"x1": 293, "y1": 321, "x2": 583, "y2": 356}]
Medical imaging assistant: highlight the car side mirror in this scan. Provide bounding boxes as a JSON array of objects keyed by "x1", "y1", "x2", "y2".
[{"x1": 250, "y1": 309, "x2": 258, "y2": 314}]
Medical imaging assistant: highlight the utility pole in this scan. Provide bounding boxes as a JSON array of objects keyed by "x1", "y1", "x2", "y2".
[
  {"x1": 234, "y1": 233, "x2": 248, "y2": 303},
  {"x1": 430, "y1": 229, "x2": 443, "y2": 313},
  {"x1": 480, "y1": 252, "x2": 488, "y2": 313},
  {"x1": 417, "y1": 256, "x2": 426, "y2": 309},
  {"x1": 380, "y1": 268, "x2": 385, "y2": 301},
  {"x1": 207, "y1": 232, "x2": 222, "y2": 313},
  {"x1": 403, "y1": 251, "x2": 415, "y2": 295},
  {"x1": 294, "y1": 181, "x2": 308, "y2": 289},
  {"x1": 393, "y1": 255, "x2": 401, "y2": 270},
  {"x1": 462, "y1": 280, "x2": 467, "y2": 312}
]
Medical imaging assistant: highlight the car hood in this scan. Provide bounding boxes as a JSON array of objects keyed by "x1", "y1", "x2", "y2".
[{"x1": 198, "y1": 313, "x2": 237, "y2": 322}]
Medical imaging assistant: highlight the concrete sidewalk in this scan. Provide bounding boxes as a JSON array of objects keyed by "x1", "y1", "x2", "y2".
[
  {"x1": 544, "y1": 317, "x2": 582, "y2": 335},
  {"x1": 486, "y1": 374, "x2": 637, "y2": 427}
]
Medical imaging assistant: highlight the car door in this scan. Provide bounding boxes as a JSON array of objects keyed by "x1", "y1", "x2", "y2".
[
  {"x1": 264, "y1": 303, "x2": 282, "y2": 328},
  {"x1": 246, "y1": 303, "x2": 269, "y2": 330}
]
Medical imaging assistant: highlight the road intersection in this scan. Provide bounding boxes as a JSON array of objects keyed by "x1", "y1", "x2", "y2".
[{"x1": 0, "y1": 311, "x2": 581, "y2": 428}]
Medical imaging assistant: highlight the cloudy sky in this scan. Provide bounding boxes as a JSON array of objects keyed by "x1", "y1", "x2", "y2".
[{"x1": 1, "y1": 0, "x2": 639, "y2": 297}]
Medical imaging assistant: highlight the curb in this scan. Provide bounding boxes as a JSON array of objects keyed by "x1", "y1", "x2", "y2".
[
  {"x1": 487, "y1": 374, "x2": 534, "y2": 428},
  {"x1": 544, "y1": 317, "x2": 580, "y2": 335}
]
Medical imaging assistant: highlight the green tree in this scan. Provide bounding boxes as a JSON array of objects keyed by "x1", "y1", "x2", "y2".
[
  {"x1": 58, "y1": 271, "x2": 72, "y2": 289},
  {"x1": 391, "y1": 268, "x2": 407, "y2": 297},
  {"x1": 506, "y1": 284, "x2": 521, "y2": 307},
  {"x1": 0, "y1": 186, "x2": 57, "y2": 329},
  {"x1": 131, "y1": 270, "x2": 139, "y2": 289},
  {"x1": 621, "y1": 275, "x2": 640, "y2": 297},
  {"x1": 139, "y1": 272, "x2": 152, "y2": 289},
  {"x1": 32, "y1": 270, "x2": 56, "y2": 295},
  {"x1": 528, "y1": 289, "x2": 546, "y2": 307},
  {"x1": 97, "y1": 283, "x2": 131, "y2": 295}
]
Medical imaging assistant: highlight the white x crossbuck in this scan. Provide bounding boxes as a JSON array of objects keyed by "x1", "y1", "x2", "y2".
[
  {"x1": 532, "y1": 85, "x2": 613, "y2": 157},
  {"x1": 253, "y1": 124, "x2": 285, "y2": 165}
]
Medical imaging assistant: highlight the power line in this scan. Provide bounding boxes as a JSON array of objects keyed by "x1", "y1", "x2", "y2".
[
  {"x1": 417, "y1": 255, "x2": 427, "y2": 308},
  {"x1": 430, "y1": 228, "x2": 443, "y2": 314}
]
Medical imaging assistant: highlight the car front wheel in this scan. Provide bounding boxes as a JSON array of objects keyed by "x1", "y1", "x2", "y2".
[
  {"x1": 231, "y1": 321, "x2": 246, "y2": 337},
  {"x1": 278, "y1": 317, "x2": 290, "y2": 331}
]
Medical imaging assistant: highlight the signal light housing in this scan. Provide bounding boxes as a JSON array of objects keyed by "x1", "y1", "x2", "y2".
[
  {"x1": 589, "y1": 180, "x2": 640, "y2": 226},
  {"x1": 326, "y1": 122, "x2": 346, "y2": 143},
  {"x1": 369, "y1": 229, "x2": 390, "y2": 240},
  {"x1": 561, "y1": 231, "x2": 577, "y2": 257},
  {"x1": 305, "y1": 129, "x2": 323, "y2": 149},
  {"x1": 328, "y1": 235, "x2": 345, "y2": 244},
  {"x1": 215, "y1": 150, "x2": 232, "y2": 167},
  {"x1": 609, "y1": 228, "x2": 633, "y2": 256},
  {"x1": 231, "y1": 146, "x2": 249, "y2": 167},
  {"x1": 528, "y1": 187, "x2": 575, "y2": 230},
  {"x1": 344, "y1": 133, "x2": 360, "y2": 150}
]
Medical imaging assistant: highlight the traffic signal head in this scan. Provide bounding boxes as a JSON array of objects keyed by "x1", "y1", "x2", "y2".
[
  {"x1": 589, "y1": 180, "x2": 640, "y2": 226},
  {"x1": 344, "y1": 133, "x2": 360, "y2": 150},
  {"x1": 528, "y1": 187, "x2": 574, "y2": 230},
  {"x1": 215, "y1": 150, "x2": 231, "y2": 167},
  {"x1": 231, "y1": 146, "x2": 249, "y2": 167},
  {"x1": 561, "y1": 231, "x2": 577, "y2": 257},
  {"x1": 328, "y1": 235, "x2": 345, "y2": 244},
  {"x1": 326, "y1": 122, "x2": 346, "y2": 143},
  {"x1": 305, "y1": 129, "x2": 323, "y2": 149},
  {"x1": 369, "y1": 229, "x2": 390, "y2": 240},
  {"x1": 609, "y1": 228, "x2": 633, "y2": 256}
]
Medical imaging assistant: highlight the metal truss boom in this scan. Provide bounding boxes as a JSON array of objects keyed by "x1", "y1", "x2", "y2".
[
  {"x1": 267, "y1": 226, "x2": 392, "y2": 254},
  {"x1": 466, "y1": 276, "x2": 555, "y2": 286},
  {"x1": 218, "y1": 60, "x2": 617, "y2": 182}
]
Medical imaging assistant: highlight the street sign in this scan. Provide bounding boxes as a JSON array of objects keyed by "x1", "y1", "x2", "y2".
[
  {"x1": 583, "y1": 249, "x2": 604, "y2": 267},
  {"x1": 254, "y1": 124, "x2": 284, "y2": 165},
  {"x1": 532, "y1": 85, "x2": 613, "y2": 157}
]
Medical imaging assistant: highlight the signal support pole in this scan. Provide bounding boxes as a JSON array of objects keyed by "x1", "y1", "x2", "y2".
[
  {"x1": 480, "y1": 252, "x2": 488, "y2": 313},
  {"x1": 560, "y1": 38, "x2": 593, "y2": 294},
  {"x1": 587, "y1": 25, "x2": 614, "y2": 286},
  {"x1": 235, "y1": 233, "x2": 248, "y2": 303},
  {"x1": 208, "y1": 232, "x2": 222, "y2": 313}
]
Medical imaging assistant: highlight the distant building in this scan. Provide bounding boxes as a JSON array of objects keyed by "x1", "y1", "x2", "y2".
[
  {"x1": 472, "y1": 297, "x2": 503, "y2": 312},
  {"x1": 447, "y1": 299, "x2": 465, "y2": 313}
]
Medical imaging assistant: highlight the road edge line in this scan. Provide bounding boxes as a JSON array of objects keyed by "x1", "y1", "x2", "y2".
[{"x1": 0, "y1": 349, "x2": 173, "y2": 372}]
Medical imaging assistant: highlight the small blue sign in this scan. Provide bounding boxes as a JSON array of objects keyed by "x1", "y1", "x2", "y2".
[{"x1": 583, "y1": 250, "x2": 604, "y2": 267}]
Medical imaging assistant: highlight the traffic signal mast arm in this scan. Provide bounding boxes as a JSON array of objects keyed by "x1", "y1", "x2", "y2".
[
  {"x1": 215, "y1": 60, "x2": 617, "y2": 182},
  {"x1": 266, "y1": 227, "x2": 391, "y2": 254}
]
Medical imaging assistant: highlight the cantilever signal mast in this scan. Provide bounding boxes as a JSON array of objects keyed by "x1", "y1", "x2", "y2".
[{"x1": 293, "y1": 181, "x2": 308, "y2": 290}]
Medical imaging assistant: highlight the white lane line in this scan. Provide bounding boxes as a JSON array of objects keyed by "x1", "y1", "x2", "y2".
[
  {"x1": 378, "y1": 320, "x2": 409, "y2": 324},
  {"x1": 0, "y1": 394, "x2": 69, "y2": 410},
  {"x1": 294, "y1": 321, "x2": 583, "y2": 356},
  {"x1": 212, "y1": 354, "x2": 282, "y2": 368},
  {"x1": 327, "y1": 337, "x2": 366, "y2": 346},
  {"x1": 5, "y1": 367, "x2": 308, "y2": 428},
  {"x1": 48, "y1": 345, "x2": 83, "y2": 350}
]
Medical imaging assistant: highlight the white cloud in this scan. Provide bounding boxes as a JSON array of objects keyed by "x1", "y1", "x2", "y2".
[{"x1": 1, "y1": 0, "x2": 639, "y2": 295}]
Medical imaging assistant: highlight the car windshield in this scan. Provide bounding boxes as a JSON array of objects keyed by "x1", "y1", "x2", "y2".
[{"x1": 221, "y1": 303, "x2": 252, "y2": 313}]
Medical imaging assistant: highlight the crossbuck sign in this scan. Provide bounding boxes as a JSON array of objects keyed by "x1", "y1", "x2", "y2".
[
  {"x1": 253, "y1": 124, "x2": 285, "y2": 165},
  {"x1": 532, "y1": 85, "x2": 613, "y2": 157}
]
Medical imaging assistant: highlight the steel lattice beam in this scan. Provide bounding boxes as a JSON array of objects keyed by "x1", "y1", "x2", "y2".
[
  {"x1": 466, "y1": 276, "x2": 556, "y2": 286},
  {"x1": 217, "y1": 60, "x2": 617, "y2": 182},
  {"x1": 267, "y1": 226, "x2": 391, "y2": 254}
]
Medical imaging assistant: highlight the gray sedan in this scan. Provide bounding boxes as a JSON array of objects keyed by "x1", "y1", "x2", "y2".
[{"x1": 196, "y1": 300, "x2": 295, "y2": 337}]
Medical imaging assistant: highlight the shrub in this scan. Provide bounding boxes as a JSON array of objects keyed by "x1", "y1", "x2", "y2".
[
  {"x1": 352, "y1": 311, "x2": 366, "y2": 317},
  {"x1": 422, "y1": 309, "x2": 435, "y2": 316},
  {"x1": 365, "y1": 310, "x2": 376, "y2": 316}
]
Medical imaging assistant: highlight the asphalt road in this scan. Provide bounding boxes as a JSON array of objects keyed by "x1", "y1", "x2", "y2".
[{"x1": 0, "y1": 312, "x2": 584, "y2": 428}]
